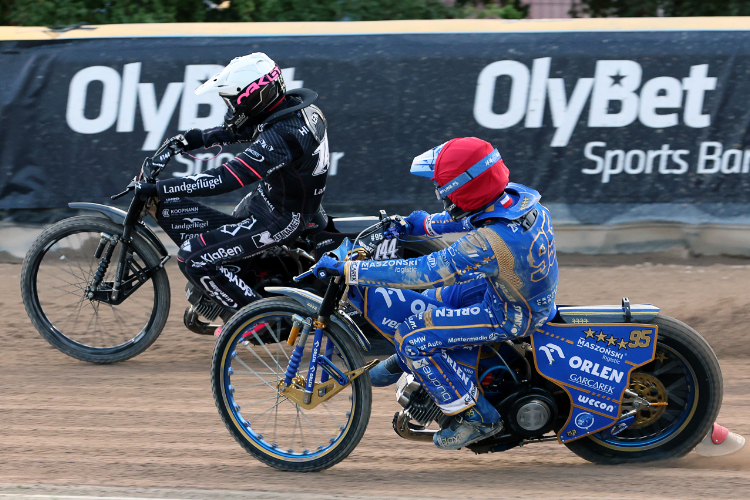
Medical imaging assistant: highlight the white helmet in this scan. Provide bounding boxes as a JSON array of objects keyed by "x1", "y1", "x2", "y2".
[{"x1": 196, "y1": 52, "x2": 286, "y2": 132}]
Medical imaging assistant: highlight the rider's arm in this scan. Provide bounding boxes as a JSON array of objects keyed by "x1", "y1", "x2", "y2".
[
  {"x1": 180, "y1": 125, "x2": 257, "y2": 152},
  {"x1": 423, "y1": 212, "x2": 474, "y2": 236},
  {"x1": 156, "y1": 124, "x2": 303, "y2": 198},
  {"x1": 344, "y1": 230, "x2": 499, "y2": 289},
  {"x1": 403, "y1": 211, "x2": 473, "y2": 237}
]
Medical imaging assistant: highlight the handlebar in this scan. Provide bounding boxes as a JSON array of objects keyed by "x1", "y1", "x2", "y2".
[
  {"x1": 111, "y1": 186, "x2": 133, "y2": 201},
  {"x1": 291, "y1": 210, "x2": 411, "y2": 283},
  {"x1": 112, "y1": 140, "x2": 186, "y2": 200},
  {"x1": 293, "y1": 269, "x2": 315, "y2": 282}
]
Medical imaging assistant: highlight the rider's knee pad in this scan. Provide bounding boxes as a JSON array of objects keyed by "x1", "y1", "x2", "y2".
[
  {"x1": 177, "y1": 238, "x2": 211, "y2": 276},
  {"x1": 395, "y1": 318, "x2": 427, "y2": 360}
]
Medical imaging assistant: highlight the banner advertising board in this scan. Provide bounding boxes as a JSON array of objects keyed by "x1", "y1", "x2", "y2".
[{"x1": 1, "y1": 21, "x2": 749, "y2": 224}]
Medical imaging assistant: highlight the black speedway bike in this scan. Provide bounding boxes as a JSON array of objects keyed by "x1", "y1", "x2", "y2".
[{"x1": 20, "y1": 142, "x2": 444, "y2": 363}]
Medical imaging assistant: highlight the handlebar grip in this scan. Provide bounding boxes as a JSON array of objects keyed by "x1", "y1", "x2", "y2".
[
  {"x1": 293, "y1": 270, "x2": 314, "y2": 282},
  {"x1": 111, "y1": 187, "x2": 132, "y2": 200}
]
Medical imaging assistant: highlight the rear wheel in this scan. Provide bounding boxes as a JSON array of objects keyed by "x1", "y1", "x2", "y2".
[
  {"x1": 565, "y1": 314, "x2": 722, "y2": 463},
  {"x1": 20, "y1": 216, "x2": 170, "y2": 363},
  {"x1": 212, "y1": 297, "x2": 372, "y2": 472}
]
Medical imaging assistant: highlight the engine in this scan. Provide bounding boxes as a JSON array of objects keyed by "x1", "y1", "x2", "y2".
[
  {"x1": 497, "y1": 388, "x2": 558, "y2": 438},
  {"x1": 392, "y1": 374, "x2": 450, "y2": 442},
  {"x1": 396, "y1": 373, "x2": 443, "y2": 426}
]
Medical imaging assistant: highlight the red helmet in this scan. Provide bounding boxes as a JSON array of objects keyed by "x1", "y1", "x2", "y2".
[{"x1": 434, "y1": 137, "x2": 509, "y2": 219}]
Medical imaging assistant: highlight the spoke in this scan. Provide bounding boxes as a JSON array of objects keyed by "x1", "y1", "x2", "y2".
[
  {"x1": 40, "y1": 269, "x2": 88, "y2": 291},
  {"x1": 653, "y1": 361, "x2": 679, "y2": 377},
  {"x1": 265, "y1": 322, "x2": 291, "y2": 362},
  {"x1": 108, "y1": 303, "x2": 136, "y2": 341},
  {"x1": 668, "y1": 393, "x2": 686, "y2": 406},
  {"x1": 234, "y1": 357, "x2": 282, "y2": 394},
  {"x1": 251, "y1": 330, "x2": 284, "y2": 373},
  {"x1": 242, "y1": 343, "x2": 285, "y2": 381},
  {"x1": 258, "y1": 398, "x2": 277, "y2": 435},
  {"x1": 661, "y1": 411, "x2": 677, "y2": 422},
  {"x1": 49, "y1": 285, "x2": 88, "y2": 299},
  {"x1": 231, "y1": 371, "x2": 280, "y2": 376},
  {"x1": 239, "y1": 394, "x2": 283, "y2": 407},
  {"x1": 296, "y1": 406, "x2": 329, "y2": 447},
  {"x1": 297, "y1": 405, "x2": 307, "y2": 451},
  {"x1": 290, "y1": 405, "x2": 299, "y2": 451},
  {"x1": 665, "y1": 378, "x2": 687, "y2": 393},
  {"x1": 250, "y1": 396, "x2": 290, "y2": 420},
  {"x1": 42, "y1": 262, "x2": 90, "y2": 285},
  {"x1": 238, "y1": 382, "x2": 276, "y2": 390},
  {"x1": 319, "y1": 400, "x2": 346, "y2": 429}
]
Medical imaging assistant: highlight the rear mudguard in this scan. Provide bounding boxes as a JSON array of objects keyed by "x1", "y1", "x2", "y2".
[
  {"x1": 556, "y1": 304, "x2": 660, "y2": 324},
  {"x1": 265, "y1": 286, "x2": 371, "y2": 352},
  {"x1": 69, "y1": 202, "x2": 169, "y2": 258}
]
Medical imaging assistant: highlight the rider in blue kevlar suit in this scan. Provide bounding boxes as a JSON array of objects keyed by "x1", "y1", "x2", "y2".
[{"x1": 314, "y1": 137, "x2": 559, "y2": 450}]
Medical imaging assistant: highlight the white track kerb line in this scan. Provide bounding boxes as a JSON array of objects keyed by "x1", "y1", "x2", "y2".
[{"x1": 0, "y1": 495, "x2": 193, "y2": 500}]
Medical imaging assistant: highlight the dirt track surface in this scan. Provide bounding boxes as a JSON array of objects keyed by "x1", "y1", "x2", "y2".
[{"x1": 2, "y1": 256, "x2": 750, "y2": 499}]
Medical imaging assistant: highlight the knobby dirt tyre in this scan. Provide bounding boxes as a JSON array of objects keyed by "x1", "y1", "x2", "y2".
[{"x1": 21, "y1": 215, "x2": 170, "y2": 363}]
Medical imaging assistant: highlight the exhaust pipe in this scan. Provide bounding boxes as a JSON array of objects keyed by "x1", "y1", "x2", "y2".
[{"x1": 392, "y1": 411, "x2": 437, "y2": 443}]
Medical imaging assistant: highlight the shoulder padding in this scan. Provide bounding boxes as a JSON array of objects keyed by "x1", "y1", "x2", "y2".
[
  {"x1": 301, "y1": 104, "x2": 327, "y2": 143},
  {"x1": 471, "y1": 183, "x2": 542, "y2": 224}
]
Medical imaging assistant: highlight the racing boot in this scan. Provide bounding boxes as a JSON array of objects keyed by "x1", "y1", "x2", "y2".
[
  {"x1": 434, "y1": 395, "x2": 503, "y2": 450},
  {"x1": 369, "y1": 354, "x2": 405, "y2": 387}
]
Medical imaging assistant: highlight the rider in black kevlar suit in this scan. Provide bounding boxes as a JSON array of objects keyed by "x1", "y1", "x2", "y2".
[{"x1": 146, "y1": 53, "x2": 329, "y2": 311}]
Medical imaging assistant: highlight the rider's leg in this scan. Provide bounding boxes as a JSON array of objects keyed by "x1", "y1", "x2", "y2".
[
  {"x1": 422, "y1": 280, "x2": 488, "y2": 309},
  {"x1": 178, "y1": 208, "x2": 304, "y2": 309},
  {"x1": 353, "y1": 287, "x2": 443, "y2": 386},
  {"x1": 394, "y1": 302, "x2": 515, "y2": 449},
  {"x1": 156, "y1": 197, "x2": 240, "y2": 245}
]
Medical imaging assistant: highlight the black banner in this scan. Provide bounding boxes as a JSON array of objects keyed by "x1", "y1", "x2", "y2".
[{"x1": 1, "y1": 29, "x2": 749, "y2": 224}]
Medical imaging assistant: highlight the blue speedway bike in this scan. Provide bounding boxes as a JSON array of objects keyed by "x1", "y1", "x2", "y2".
[{"x1": 211, "y1": 214, "x2": 722, "y2": 471}]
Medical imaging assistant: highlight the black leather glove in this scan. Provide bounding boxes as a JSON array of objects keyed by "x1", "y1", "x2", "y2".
[
  {"x1": 129, "y1": 179, "x2": 158, "y2": 200},
  {"x1": 160, "y1": 134, "x2": 188, "y2": 154},
  {"x1": 183, "y1": 129, "x2": 205, "y2": 151}
]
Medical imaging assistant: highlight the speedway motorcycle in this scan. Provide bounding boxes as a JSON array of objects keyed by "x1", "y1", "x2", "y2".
[
  {"x1": 20, "y1": 142, "x2": 444, "y2": 363},
  {"x1": 211, "y1": 215, "x2": 722, "y2": 471}
]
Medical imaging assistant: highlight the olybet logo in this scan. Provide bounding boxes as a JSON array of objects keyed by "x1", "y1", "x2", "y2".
[
  {"x1": 474, "y1": 59, "x2": 717, "y2": 147},
  {"x1": 66, "y1": 65, "x2": 303, "y2": 150}
]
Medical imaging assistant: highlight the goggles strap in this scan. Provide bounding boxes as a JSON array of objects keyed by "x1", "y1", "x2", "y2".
[{"x1": 436, "y1": 149, "x2": 501, "y2": 199}]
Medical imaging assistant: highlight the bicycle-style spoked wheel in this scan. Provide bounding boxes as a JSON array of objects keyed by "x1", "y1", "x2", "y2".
[
  {"x1": 212, "y1": 297, "x2": 371, "y2": 472},
  {"x1": 21, "y1": 216, "x2": 170, "y2": 363}
]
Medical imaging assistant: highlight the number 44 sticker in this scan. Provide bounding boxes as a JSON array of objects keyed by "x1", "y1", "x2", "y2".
[{"x1": 374, "y1": 239, "x2": 398, "y2": 260}]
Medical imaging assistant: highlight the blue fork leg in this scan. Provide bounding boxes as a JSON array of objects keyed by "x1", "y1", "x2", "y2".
[
  {"x1": 303, "y1": 327, "x2": 325, "y2": 405},
  {"x1": 319, "y1": 338, "x2": 335, "y2": 383},
  {"x1": 283, "y1": 316, "x2": 313, "y2": 387}
]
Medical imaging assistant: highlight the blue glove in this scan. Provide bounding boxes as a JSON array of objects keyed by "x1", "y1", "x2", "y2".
[
  {"x1": 404, "y1": 210, "x2": 430, "y2": 237},
  {"x1": 385, "y1": 211, "x2": 430, "y2": 240},
  {"x1": 313, "y1": 255, "x2": 346, "y2": 279}
]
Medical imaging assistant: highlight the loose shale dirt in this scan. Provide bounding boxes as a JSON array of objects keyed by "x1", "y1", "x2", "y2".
[{"x1": 1, "y1": 253, "x2": 749, "y2": 499}]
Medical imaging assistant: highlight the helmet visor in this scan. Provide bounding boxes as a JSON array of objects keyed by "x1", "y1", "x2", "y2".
[{"x1": 222, "y1": 96, "x2": 236, "y2": 112}]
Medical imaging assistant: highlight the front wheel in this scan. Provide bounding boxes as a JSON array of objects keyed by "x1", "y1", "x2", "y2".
[
  {"x1": 20, "y1": 215, "x2": 171, "y2": 363},
  {"x1": 565, "y1": 314, "x2": 722, "y2": 463},
  {"x1": 212, "y1": 297, "x2": 372, "y2": 472}
]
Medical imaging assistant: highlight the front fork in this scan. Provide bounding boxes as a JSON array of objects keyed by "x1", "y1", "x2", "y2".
[
  {"x1": 279, "y1": 277, "x2": 371, "y2": 407},
  {"x1": 282, "y1": 315, "x2": 345, "y2": 405},
  {"x1": 87, "y1": 195, "x2": 156, "y2": 303}
]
